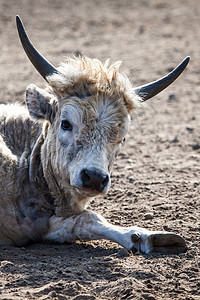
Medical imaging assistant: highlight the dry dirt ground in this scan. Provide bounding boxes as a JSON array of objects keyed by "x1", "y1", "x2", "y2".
[{"x1": 0, "y1": 0, "x2": 199, "y2": 299}]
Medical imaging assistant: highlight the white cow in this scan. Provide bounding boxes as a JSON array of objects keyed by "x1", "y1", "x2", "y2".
[{"x1": 0, "y1": 16, "x2": 189, "y2": 253}]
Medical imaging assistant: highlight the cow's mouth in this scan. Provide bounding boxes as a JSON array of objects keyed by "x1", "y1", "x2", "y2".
[{"x1": 71, "y1": 185, "x2": 105, "y2": 197}]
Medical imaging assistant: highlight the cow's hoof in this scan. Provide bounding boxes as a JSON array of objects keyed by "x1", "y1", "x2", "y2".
[
  {"x1": 130, "y1": 231, "x2": 187, "y2": 254},
  {"x1": 151, "y1": 232, "x2": 187, "y2": 254}
]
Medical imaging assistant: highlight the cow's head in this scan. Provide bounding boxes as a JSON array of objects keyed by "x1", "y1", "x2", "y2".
[
  {"x1": 25, "y1": 59, "x2": 137, "y2": 201},
  {"x1": 16, "y1": 16, "x2": 189, "y2": 205}
]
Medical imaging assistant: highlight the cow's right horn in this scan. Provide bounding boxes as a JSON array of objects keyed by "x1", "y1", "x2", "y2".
[
  {"x1": 134, "y1": 56, "x2": 190, "y2": 101},
  {"x1": 16, "y1": 16, "x2": 59, "y2": 81}
]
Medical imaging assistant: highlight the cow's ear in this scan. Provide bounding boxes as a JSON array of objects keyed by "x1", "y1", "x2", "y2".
[{"x1": 26, "y1": 84, "x2": 57, "y2": 122}]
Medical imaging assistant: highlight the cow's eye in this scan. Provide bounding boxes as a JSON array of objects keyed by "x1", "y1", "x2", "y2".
[{"x1": 61, "y1": 120, "x2": 73, "y2": 131}]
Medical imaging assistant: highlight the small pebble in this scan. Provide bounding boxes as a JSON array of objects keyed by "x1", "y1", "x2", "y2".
[
  {"x1": 117, "y1": 248, "x2": 129, "y2": 258},
  {"x1": 142, "y1": 293, "x2": 155, "y2": 300},
  {"x1": 127, "y1": 191, "x2": 133, "y2": 197},
  {"x1": 48, "y1": 291, "x2": 57, "y2": 298},
  {"x1": 186, "y1": 127, "x2": 194, "y2": 132},
  {"x1": 144, "y1": 212, "x2": 154, "y2": 220},
  {"x1": 171, "y1": 137, "x2": 179, "y2": 143},
  {"x1": 168, "y1": 93, "x2": 176, "y2": 101},
  {"x1": 192, "y1": 144, "x2": 200, "y2": 150}
]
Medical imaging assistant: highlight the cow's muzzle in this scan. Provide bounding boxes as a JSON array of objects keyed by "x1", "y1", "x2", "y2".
[{"x1": 80, "y1": 168, "x2": 109, "y2": 193}]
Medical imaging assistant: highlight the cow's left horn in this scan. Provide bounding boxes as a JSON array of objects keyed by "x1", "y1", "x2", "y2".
[
  {"x1": 16, "y1": 16, "x2": 59, "y2": 81},
  {"x1": 134, "y1": 56, "x2": 190, "y2": 101}
]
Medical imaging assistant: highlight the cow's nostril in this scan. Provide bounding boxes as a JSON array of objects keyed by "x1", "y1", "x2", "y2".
[
  {"x1": 81, "y1": 169, "x2": 92, "y2": 184},
  {"x1": 102, "y1": 175, "x2": 109, "y2": 189},
  {"x1": 81, "y1": 168, "x2": 109, "y2": 193}
]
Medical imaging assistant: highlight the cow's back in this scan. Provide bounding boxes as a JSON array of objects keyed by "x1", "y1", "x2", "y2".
[{"x1": 0, "y1": 104, "x2": 41, "y2": 157}]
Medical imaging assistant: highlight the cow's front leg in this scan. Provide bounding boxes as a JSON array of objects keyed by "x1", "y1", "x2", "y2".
[{"x1": 44, "y1": 210, "x2": 186, "y2": 254}]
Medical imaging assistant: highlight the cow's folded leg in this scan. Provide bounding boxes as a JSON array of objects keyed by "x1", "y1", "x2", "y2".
[{"x1": 44, "y1": 210, "x2": 187, "y2": 254}]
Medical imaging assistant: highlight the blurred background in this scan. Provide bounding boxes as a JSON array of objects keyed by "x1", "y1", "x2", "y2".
[{"x1": 0, "y1": 0, "x2": 199, "y2": 104}]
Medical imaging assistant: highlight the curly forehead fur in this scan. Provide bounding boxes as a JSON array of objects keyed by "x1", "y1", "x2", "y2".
[{"x1": 47, "y1": 56, "x2": 141, "y2": 113}]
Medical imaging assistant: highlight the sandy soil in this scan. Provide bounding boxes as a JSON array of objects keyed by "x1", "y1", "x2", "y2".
[{"x1": 0, "y1": 0, "x2": 199, "y2": 299}]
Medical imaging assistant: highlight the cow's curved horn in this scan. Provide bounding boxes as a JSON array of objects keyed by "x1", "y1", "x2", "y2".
[
  {"x1": 16, "y1": 16, "x2": 59, "y2": 81},
  {"x1": 134, "y1": 56, "x2": 190, "y2": 101}
]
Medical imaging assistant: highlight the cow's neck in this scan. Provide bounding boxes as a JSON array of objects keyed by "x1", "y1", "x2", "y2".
[
  {"x1": 40, "y1": 143, "x2": 90, "y2": 218},
  {"x1": 43, "y1": 164, "x2": 90, "y2": 218}
]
